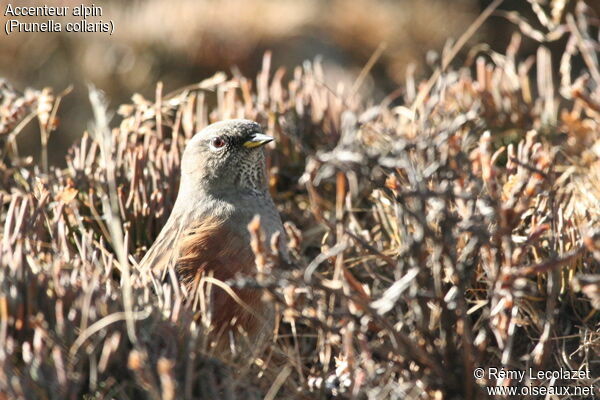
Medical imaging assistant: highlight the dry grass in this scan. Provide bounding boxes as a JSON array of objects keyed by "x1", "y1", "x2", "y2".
[
  {"x1": 0, "y1": 0, "x2": 481, "y2": 162},
  {"x1": 1, "y1": 2, "x2": 600, "y2": 399}
]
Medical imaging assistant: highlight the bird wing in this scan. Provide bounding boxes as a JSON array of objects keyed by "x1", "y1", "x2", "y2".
[
  {"x1": 137, "y1": 213, "x2": 185, "y2": 278},
  {"x1": 141, "y1": 214, "x2": 262, "y2": 334}
]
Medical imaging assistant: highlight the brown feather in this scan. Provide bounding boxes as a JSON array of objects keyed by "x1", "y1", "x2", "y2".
[
  {"x1": 149, "y1": 215, "x2": 263, "y2": 337},
  {"x1": 139, "y1": 120, "x2": 283, "y2": 346},
  {"x1": 139, "y1": 214, "x2": 183, "y2": 277}
]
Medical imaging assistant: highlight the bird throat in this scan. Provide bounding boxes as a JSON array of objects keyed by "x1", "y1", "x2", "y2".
[{"x1": 232, "y1": 154, "x2": 268, "y2": 192}]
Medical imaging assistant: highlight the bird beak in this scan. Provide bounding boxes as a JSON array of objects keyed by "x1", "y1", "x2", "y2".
[{"x1": 243, "y1": 133, "x2": 274, "y2": 148}]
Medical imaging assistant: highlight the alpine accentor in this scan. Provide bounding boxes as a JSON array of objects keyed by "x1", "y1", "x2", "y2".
[{"x1": 140, "y1": 119, "x2": 287, "y2": 339}]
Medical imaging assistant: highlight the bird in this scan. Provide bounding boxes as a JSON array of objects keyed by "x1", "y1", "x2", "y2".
[{"x1": 139, "y1": 119, "x2": 287, "y2": 341}]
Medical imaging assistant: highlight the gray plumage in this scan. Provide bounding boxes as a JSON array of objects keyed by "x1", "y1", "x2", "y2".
[{"x1": 140, "y1": 119, "x2": 287, "y2": 276}]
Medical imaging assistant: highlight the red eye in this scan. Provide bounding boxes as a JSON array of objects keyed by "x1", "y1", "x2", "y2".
[{"x1": 210, "y1": 137, "x2": 225, "y2": 149}]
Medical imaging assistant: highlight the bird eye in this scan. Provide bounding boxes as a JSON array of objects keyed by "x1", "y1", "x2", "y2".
[{"x1": 209, "y1": 137, "x2": 226, "y2": 150}]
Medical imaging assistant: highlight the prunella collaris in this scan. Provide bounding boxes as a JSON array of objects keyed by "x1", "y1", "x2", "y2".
[{"x1": 140, "y1": 119, "x2": 287, "y2": 339}]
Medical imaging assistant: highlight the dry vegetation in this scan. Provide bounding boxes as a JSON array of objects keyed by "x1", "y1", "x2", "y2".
[
  {"x1": 0, "y1": 0, "x2": 481, "y2": 165},
  {"x1": 1, "y1": 1, "x2": 600, "y2": 399}
]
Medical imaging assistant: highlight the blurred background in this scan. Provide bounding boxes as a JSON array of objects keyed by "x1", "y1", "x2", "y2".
[{"x1": 2, "y1": 0, "x2": 597, "y2": 166}]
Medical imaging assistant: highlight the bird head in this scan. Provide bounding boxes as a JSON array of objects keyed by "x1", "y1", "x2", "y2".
[{"x1": 180, "y1": 119, "x2": 274, "y2": 194}]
